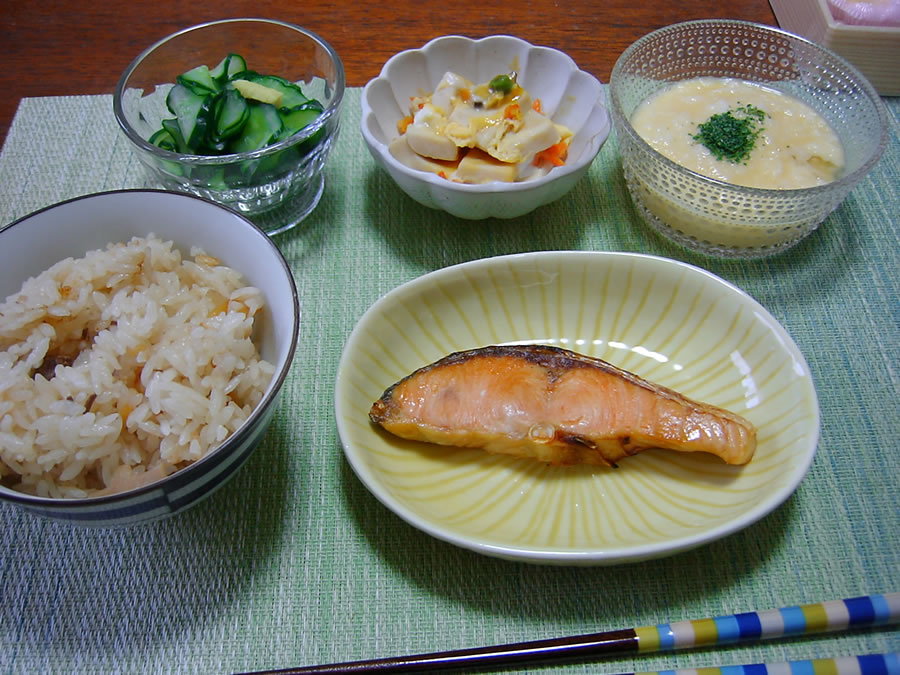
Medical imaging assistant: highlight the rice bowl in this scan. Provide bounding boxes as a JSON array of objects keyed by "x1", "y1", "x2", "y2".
[
  {"x1": 0, "y1": 190, "x2": 298, "y2": 526},
  {"x1": 1, "y1": 235, "x2": 274, "y2": 498}
]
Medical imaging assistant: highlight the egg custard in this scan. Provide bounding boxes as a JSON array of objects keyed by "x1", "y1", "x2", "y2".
[
  {"x1": 389, "y1": 72, "x2": 573, "y2": 183},
  {"x1": 630, "y1": 77, "x2": 845, "y2": 189}
]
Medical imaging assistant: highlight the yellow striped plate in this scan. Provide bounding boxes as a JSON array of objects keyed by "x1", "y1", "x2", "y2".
[{"x1": 335, "y1": 252, "x2": 819, "y2": 564}]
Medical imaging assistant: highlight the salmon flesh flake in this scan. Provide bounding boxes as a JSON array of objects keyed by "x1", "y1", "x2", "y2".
[{"x1": 369, "y1": 344, "x2": 757, "y2": 467}]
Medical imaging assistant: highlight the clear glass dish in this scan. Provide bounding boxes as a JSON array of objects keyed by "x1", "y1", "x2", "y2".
[
  {"x1": 609, "y1": 19, "x2": 889, "y2": 258},
  {"x1": 114, "y1": 18, "x2": 345, "y2": 235}
]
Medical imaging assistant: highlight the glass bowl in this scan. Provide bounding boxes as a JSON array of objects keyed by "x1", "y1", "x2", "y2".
[
  {"x1": 609, "y1": 19, "x2": 889, "y2": 258},
  {"x1": 113, "y1": 18, "x2": 345, "y2": 236}
]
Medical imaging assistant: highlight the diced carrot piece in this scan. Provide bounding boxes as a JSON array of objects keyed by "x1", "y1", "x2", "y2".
[
  {"x1": 397, "y1": 115, "x2": 414, "y2": 134},
  {"x1": 504, "y1": 103, "x2": 521, "y2": 120},
  {"x1": 532, "y1": 98, "x2": 543, "y2": 114},
  {"x1": 534, "y1": 141, "x2": 568, "y2": 167}
]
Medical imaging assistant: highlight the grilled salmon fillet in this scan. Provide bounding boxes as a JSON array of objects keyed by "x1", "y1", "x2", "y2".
[{"x1": 369, "y1": 345, "x2": 756, "y2": 467}]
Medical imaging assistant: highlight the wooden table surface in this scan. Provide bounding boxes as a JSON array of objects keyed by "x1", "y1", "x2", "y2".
[{"x1": 0, "y1": 1, "x2": 776, "y2": 147}]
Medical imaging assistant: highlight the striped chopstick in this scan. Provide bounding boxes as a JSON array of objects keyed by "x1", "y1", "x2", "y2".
[
  {"x1": 634, "y1": 592, "x2": 899, "y2": 653},
  {"x1": 243, "y1": 593, "x2": 899, "y2": 674},
  {"x1": 638, "y1": 653, "x2": 900, "y2": 675}
]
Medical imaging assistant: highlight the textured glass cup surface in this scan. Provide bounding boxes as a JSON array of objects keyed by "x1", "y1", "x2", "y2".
[{"x1": 609, "y1": 20, "x2": 888, "y2": 258}]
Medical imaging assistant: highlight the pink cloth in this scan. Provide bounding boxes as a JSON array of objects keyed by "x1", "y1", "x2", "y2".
[{"x1": 826, "y1": 0, "x2": 900, "y2": 26}]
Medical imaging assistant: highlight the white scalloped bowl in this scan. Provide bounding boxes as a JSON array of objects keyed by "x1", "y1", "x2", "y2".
[{"x1": 360, "y1": 35, "x2": 611, "y2": 219}]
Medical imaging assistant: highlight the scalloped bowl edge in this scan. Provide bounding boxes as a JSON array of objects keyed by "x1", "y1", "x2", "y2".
[{"x1": 360, "y1": 35, "x2": 611, "y2": 219}]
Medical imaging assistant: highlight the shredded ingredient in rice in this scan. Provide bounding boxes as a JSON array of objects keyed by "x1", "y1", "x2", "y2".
[{"x1": 0, "y1": 235, "x2": 275, "y2": 499}]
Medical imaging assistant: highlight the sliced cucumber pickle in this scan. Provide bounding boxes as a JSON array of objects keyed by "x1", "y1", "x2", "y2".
[{"x1": 148, "y1": 52, "x2": 327, "y2": 185}]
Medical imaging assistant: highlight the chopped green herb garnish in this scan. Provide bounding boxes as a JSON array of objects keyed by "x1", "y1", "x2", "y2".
[
  {"x1": 692, "y1": 104, "x2": 767, "y2": 164},
  {"x1": 489, "y1": 73, "x2": 515, "y2": 95}
]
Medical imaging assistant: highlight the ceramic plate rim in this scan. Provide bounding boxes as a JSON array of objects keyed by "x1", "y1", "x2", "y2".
[{"x1": 335, "y1": 251, "x2": 820, "y2": 565}]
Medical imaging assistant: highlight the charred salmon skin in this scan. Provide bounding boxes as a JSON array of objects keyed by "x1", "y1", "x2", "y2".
[{"x1": 369, "y1": 344, "x2": 756, "y2": 467}]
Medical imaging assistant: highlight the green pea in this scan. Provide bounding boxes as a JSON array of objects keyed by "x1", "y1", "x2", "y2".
[{"x1": 489, "y1": 74, "x2": 514, "y2": 94}]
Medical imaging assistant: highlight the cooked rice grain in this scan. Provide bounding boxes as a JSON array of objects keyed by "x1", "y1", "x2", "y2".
[{"x1": 0, "y1": 235, "x2": 275, "y2": 498}]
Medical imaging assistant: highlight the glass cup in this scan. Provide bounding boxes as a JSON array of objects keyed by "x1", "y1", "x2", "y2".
[{"x1": 114, "y1": 18, "x2": 345, "y2": 235}]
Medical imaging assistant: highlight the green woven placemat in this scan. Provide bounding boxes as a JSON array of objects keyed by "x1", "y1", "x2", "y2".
[{"x1": 0, "y1": 90, "x2": 897, "y2": 674}]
